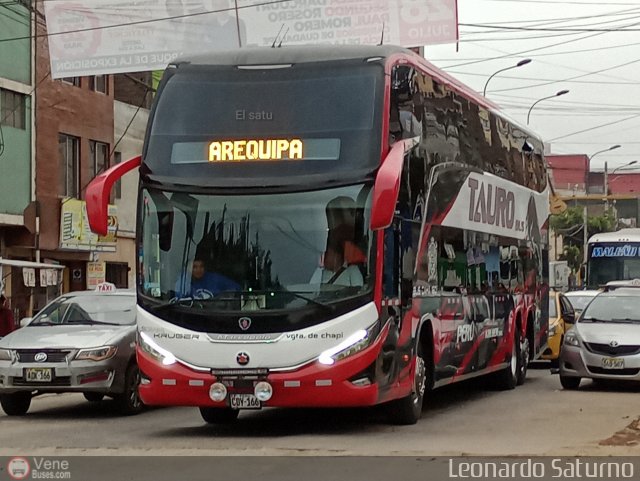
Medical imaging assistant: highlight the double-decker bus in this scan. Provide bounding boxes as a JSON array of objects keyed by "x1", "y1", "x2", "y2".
[
  {"x1": 586, "y1": 228, "x2": 640, "y2": 288},
  {"x1": 87, "y1": 45, "x2": 549, "y2": 425}
]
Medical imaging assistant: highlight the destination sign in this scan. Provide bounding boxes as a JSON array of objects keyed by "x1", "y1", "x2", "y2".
[
  {"x1": 170, "y1": 138, "x2": 341, "y2": 164},
  {"x1": 590, "y1": 244, "x2": 640, "y2": 258},
  {"x1": 209, "y1": 139, "x2": 303, "y2": 162}
]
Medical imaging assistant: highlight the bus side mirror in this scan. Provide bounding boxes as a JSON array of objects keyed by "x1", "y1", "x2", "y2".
[{"x1": 371, "y1": 140, "x2": 407, "y2": 230}]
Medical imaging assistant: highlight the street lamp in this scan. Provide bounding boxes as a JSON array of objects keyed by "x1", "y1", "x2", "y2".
[
  {"x1": 611, "y1": 160, "x2": 637, "y2": 175},
  {"x1": 526, "y1": 89, "x2": 569, "y2": 125},
  {"x1": 588, "y1": 144, "x2": 620, "y2": 192},
  {"x1": 483, "y1": 59, "x2": 532, "y2": 97}
]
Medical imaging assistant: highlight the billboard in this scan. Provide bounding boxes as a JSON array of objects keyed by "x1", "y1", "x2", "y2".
[
  {"x1": 60, "y1": 198, "x2": 118, "y2": 252},
  {"x1": 44, "y1": 0, "x2": 458, "y2": 78}
]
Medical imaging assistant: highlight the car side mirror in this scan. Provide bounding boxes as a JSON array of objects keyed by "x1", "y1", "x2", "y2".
[
  {"x1": 19, "y1": 317, "x2": 32, "y2": 328},
  {"x1": 564, "y1": 312, "x2": 575, "y2": 324}
]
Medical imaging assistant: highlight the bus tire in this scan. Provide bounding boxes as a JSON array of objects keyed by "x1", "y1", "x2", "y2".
[
  {"x1": 388, "y1": 347, "x2": 428, "y2": 425},
  {"x1": 0, "y1": 392, "x2": 32, "y2": 416},
  {"x1": 114, "y1": 364, "x2": 144, "y2": 415},
  {"x1": 516, "y1": 335, "x2": 529, "y2": 386},
  {"x1": 199, "y1": 407, "x2": 240, "y2": 424},
  {"x1": 560, "y1": 375, "x2": 581, "y2": 390},
  {"x1": 496, "y1": 331, "x2": 518, "y2": 390}
]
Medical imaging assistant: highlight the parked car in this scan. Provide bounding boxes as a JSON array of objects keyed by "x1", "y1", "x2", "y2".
[
  {"x1": 564, "y1": 290, "x2": 600, "y2": 317},
  {"x1": 0, "y1": 286, "x2": 141, "y2": 416},
  {"x1": 541, "y1": 291, "x2": 575, "y2": 367},
  {"x1": 559, "y1": 285, "x2": 640, "y2": 389}
]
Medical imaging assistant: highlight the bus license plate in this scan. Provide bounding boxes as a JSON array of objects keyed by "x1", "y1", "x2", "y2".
[
  {"x1": 602, "y1": 358, "x2": 624, "y2": 369},
  {"x1": 229, "y1": 394, "x2": 261, "y2": 409},
  {"x1": 25, "y1": 368, "x2": 53, "y2": 382}
]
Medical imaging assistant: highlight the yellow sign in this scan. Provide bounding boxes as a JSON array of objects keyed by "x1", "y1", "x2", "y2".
[
  {"x1": 209, "y1": 139, "x2": 303, "y2": 162},
  {"x1": 59, "y1": 198, "x2": 118, "y2": 252},
  {"x1": 550, "y1": 194, "x2": 567, "y2": 215}
]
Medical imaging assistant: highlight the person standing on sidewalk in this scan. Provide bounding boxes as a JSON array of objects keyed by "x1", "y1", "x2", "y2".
[{"x1": 0, "y1": 295, "x2": 16, "y2": 337}]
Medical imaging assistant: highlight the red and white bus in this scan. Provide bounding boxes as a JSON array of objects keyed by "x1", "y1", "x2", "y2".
[{"x1": 87, "y1": 45, "x2": 549, "y2": 425}]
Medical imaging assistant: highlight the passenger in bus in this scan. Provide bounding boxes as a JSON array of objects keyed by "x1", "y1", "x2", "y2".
[
  {"x1": 176, "y1": 258, "x2": 240, "y2": 298},
  {"x1": 310, "y1": 243, "x2": 364, "y2": 287}
]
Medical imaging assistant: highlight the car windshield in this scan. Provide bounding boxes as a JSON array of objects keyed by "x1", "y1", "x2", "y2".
[
  {"x1": 565, "y1": 294, "x2": 595, "y2": 312},
  {"x1": 30, "y1": 294, "x2": 136, "y2": 326},
  {"x1": 580, "y1": 294, "x2": 640, "y2": 322}
]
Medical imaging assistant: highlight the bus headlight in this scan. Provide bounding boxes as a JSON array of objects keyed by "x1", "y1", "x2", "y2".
[
  {"x1": 138, "y1": 332, "x2": 177, "y2": 366},
  {"x1": 318, "y1": 321, "x2": 379, "y2": 366},
  {"x1": 254, "y1": 381, "x2": 273, "y2": 401},
  {"x1": 209, "y1": 383, "x2": 227, "y2": 402}
]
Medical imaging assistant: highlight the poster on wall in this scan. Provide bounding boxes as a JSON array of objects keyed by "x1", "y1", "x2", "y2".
[
  {"x1": 43, "y1": 0, "x2": 459, "y2": 78},
  {"x1": 87, "y1": 262, "x2": 107, "y2": 289},
  {"x1": 59, "y1": 198, "x2": 118, "y2": 252}
]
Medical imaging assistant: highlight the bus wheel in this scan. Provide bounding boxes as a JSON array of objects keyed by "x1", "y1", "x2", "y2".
[
  {"x1": 388, "y1": 352, "x2": 427, "y2": 425},
  {"x1": 516, "y1": 336, "x2": 529, "y2": 386},
  {"x1": 497, "y1": 332, "x2": 518, "y2": 390},
  {"x1": 0, "y1": 392, "x2": 32, "y2": 416},
  {"x1": 199, "y1": 407, "x2": 240, "y2": 424}
]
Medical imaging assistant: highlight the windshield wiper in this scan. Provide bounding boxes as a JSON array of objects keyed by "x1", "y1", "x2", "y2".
[
  {"x1": 148, "y1": 297, "x2": 196, "y2": 311},
  {"x1": 283, "y1": 290, "x2": 335, "y2": 311},
  {"x1": 66, "y1": 320, "x2": 120, "y2": 326},
  {"x1": 610, "y1": 318, "x2": 639, "y2": 323}
]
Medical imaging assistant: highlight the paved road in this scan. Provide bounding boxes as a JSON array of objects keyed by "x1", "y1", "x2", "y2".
[{"x1": 1, "y1": 367, "x2": 639, "y2": 456}]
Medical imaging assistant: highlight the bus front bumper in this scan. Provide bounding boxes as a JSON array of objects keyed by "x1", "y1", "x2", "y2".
[{"x1": 137, "y1": 343, "x2": 413, "y2": 408}]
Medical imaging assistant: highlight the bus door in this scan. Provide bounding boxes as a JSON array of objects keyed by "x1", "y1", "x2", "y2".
[
  {"x1": 378, "y1": 219, "x2": 413, "y2": 386},
  {"x1": 478, "y1": 292, "x2": 511, "y2": 369},
  {"x1": 433, "y1": 293, "x2": 469, "y2": 381}
]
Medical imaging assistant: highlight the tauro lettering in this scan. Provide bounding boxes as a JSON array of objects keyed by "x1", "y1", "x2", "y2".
[
  {"x1": 468, "y1": 178, "x2": 515, "y2": 229},
  {"x1": 209, "y1": 139, "x2": 303, "y2": 162}
]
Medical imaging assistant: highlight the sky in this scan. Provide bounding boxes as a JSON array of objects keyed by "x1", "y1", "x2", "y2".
[{"x1": 424, "y1": 0, "x2": 640, "y2": 173}]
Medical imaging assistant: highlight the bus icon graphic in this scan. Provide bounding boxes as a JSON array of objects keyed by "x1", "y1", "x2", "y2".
[{"x1": 7, "y1": 457, "x2": 30, "y2": 480}]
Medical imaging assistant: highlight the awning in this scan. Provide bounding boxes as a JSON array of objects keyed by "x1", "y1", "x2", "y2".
[{"x1": 0, "y1": 258, "x2": 66, "y2": 269}]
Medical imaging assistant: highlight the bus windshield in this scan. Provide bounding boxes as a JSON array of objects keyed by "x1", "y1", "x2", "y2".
[
  {"x1": 139, "y1": 184, "x2": 374, "y2": 320},
  {"x1": 587, "y1": 242, "x2": 640, "y2": 287}
]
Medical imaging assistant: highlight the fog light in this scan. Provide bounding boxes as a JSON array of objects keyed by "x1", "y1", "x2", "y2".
[
  {"x1": 209, "y1": 382, "x2": 228, "y2": 402},
  {"x1": 254, "y1": 381, "x2": 273, "y2": 401}
]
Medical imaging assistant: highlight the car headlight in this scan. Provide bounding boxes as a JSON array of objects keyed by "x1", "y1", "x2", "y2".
[
  {"x1": 0, "y1": 349, "x2": 12, "y2": 361},
  {"x1": 138, "y1": 331, "x2": 176, "y2": 366},
  {"x1": 75, "y1": 346, "x2": 118, "y2": 361},
  {"x1": 564, "y1": 332, "x2": 580, "y2": 347},
  {"x1": 318, "y1": 321, "x2": 379, "y2": 365}
]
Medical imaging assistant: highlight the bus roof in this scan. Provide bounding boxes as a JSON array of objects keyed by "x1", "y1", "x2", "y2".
[
  {"x1": 588, "y1": 228, "x2": 640, "y2": 243},
  {"x1": 170, "y1": 45, "x2": 542, "y2": 146}
]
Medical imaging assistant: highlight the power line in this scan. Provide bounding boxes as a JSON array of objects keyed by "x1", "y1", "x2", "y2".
[{"x1": 547, "y1": 114, "x2": 640, "y2": 142}]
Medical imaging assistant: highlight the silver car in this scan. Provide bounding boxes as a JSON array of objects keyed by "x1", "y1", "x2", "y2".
[
  {"x1": 563, "y1": 290, "x2": 600, "y2": 317},
  {"x1": 560, "y1": 286, "x2": 640, "y2": 389},
  {"x1": 0, "y1": 289, "x2": 141, "y2": 416}
]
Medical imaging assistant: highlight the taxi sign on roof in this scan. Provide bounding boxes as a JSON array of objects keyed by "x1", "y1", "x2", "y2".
[{"x1": 95, "y1": 282, "x2": 116, "y2": 292}]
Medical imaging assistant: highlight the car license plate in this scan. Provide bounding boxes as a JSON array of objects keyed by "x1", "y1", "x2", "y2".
[
  {"x1": 602, "y1": 357, "x2": 625, "y2": 369},
  {"x1": 229, "y1": 393, "x2": 261, "y2": 409},
  {"x1": 24, "y1": 368, "x2": 53, "y2": 382}
]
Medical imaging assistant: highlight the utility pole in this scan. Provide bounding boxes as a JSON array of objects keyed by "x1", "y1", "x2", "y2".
[
  {"x1": 583, "y1": 205, "x2": 588, "y2": 264},
  {"x1": 604, "y1": 161, "x2": 609, "y2": 211}
]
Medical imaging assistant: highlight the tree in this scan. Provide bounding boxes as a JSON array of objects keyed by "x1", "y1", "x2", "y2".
[{"x1": 550, "y1": 206, "x2": 617, "y2": 271}]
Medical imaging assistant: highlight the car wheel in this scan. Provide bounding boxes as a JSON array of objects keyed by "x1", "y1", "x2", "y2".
[
  {"x1": 114, "y1": 364, "x2": 144, "y2": 415},
  {"x1": 83, "y1": 392, "x2": 105, "y2": 403},
  {"x1": 496, "y1": 331, "x2": 518, "y2": 390},
  {"x1": 388, "y1": 346, "x2": 428, "y2": 425},
  {"x1": 199, "y1": 407, "x2": 240, "y2": 424},
  {"x1": 0, "y1": 392, "x2": 32, "y2": 416},
  {"x1": 560, "y1": 375, "x2": 581, "y2": 390}
]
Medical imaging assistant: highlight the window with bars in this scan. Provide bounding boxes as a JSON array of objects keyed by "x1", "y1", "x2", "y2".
[
  {"x1": 90, "y1": 75, "x2": 108, "y2": 94},
  {"x1": 1, "y1": 89, "x2": 26, "y2": 130},
  {"x1": 58, "y1": 134, "x2": 80, "y2": 198},
  {"x1": 60, "y1": 77, "x2": 81, "y2": 87},
  {"x1": 90, "y1": 140, "x2": 109, "y2": 179}
]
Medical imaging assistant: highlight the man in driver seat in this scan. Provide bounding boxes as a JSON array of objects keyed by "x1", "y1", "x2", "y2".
[{"x1": 178, "y1": 258, "x2": 240, "y2": 298}]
